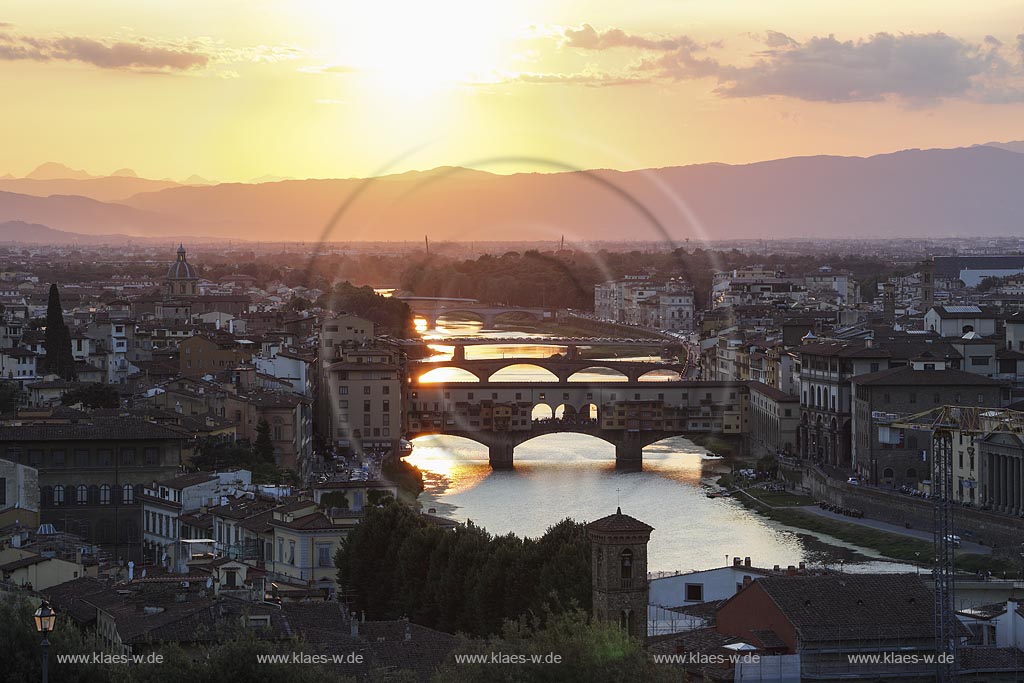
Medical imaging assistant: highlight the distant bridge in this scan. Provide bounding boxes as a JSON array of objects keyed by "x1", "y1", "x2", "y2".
[
  {"x1": 406, "y1": 380, "x2": 745, "y2": 470},
  {"x1": 393, "y1": 336, "x2": 676, "y2": 347},
  {"x1": 395, "y1": 296, "x2": 553, "y2": 329},
  {"x1": 409, "y1": 357, "x2": 687, "y2": 383}
]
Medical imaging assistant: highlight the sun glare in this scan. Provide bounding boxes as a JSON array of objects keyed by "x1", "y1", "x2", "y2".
[{"x1": 328, "y1": 1, "x2": 513, "y2": 92}]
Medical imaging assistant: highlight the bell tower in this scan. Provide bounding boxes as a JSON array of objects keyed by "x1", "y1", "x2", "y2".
[{"x1": 586, "y1": 507, "x2": 654, "y2": 640}]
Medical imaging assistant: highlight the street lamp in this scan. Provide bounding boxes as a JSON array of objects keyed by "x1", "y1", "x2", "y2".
[{"x1": 34, "y1": 600, "x2": 57, "y2": 683}]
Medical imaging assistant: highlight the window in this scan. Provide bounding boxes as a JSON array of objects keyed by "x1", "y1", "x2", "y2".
[
  {"x1": 870, "y1": 363, "x2": 880, "y2": 373},
  {"x1": 277, "y1": 539, "x2": 284, "y2": 563},
  {"x1": 288, "y1": 540, "x2": 296, "y2": 565},
  {"x1": 77, "y1": 485, "x2": 88, "y2": 505},
  {"x1": 909, "y1": 393, "x2": 917, "y2": 404},
  {"x1": 620, "y1": 549, "x2": 633, "y2": 579},
  {"x1": 52, "y1": 450, "x2": 66, "y2": 466},
  {"x1": 363, "y1": 386, "x2": 371, "y2": 395},
  {"x1": 121, "y1": 449, "x2": 135, "y2": 466},
  {"x1": 144, "y1": 448, "x2": 159, "y2": 465},
  {"x1": 970, "y1": 356, "x2": 990, "y2": 366},
  {"x1": 382, "y1": 400, "x2": 390, "y2": 413},
  {"x1": 339, "y1": 386, "x2": 348, "y2": 395},
  {"x1": 122, "y1": 484, "x2": 134, "y2": 504},
  {"x1": 685, "y1": 583, "x2": 704, "y2": 601},
  {"x1": 75, "y1": 449, "x2": 89, "y2": 467},
  {"x1": 53, "y1": 485, "x2": 64, "y2": 506},
  {"x1": 99, "y1": 485, "x2": 111, "y2": 505},
  {"x1": 317, "y1": 543, "x2": 332, "y2": 567}
]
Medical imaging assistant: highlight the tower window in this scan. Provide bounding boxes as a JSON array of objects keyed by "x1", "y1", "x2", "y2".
[{"x1": 620, "y1": 548, "x2": 633, "y2": 583}]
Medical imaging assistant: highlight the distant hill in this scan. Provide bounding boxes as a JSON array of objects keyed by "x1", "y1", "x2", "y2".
[
  {"x1": 119, "y1": 145, "x2": 1024, "y2": 241},
  {"x1": 0, "y1": 220, "x2": 138, "y2": 244},
  {"x1": 25, "y1": 162, "x2": 96, "y2": 180},
  {"x1": 0, "y1": 191, "x2": 187, "y2": 236},
  {"x1": 0, "y1": 176, "x2": 183, "y2": 202},
  {"x1": 5, "y1": 145, "x2": 1024, "y2": 241},
  {"x1": 983, "y1": 141, "x2": 1024, "y2": 154}
]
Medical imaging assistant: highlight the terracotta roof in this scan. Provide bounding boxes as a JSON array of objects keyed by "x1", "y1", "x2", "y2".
[
  {"x1": 0, "y1": 417, "x2": 187, "y2": 442},
  {"x1": 851, "y1": 367, "x2": 1002, "y2": 387},
  {"x1": 753, "y1": 573, "x2": 942, "y2": 641},
  {"x1": 586, "y1": 507, "x2": 654, "y2": 534},
  {"x1": 155, "y1": 472, "x2": 218, "y2": 490}
]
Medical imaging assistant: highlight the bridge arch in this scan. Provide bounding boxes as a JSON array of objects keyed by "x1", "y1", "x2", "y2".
[
  {"x1": 417, "y1": 366, "x2": 482, "y2": 383},
  {"x1": 638, "y1": 369, "x2": 683, "y2": 382},
  {"x1": 515, "y1": 430, "x2": 617, "y2": 453},
  {"x1": 435, "y1": 309, "x2": 486, "y2": 324},
  {"x1": 554, "y1": 403, "x2": 579, "y2": 421},
  {"x1": 532, "y1": 403, "x2": 554, "y2": 420},
  {"x1": 566, "y1": 366, "x2": 630, "y2": 382},
  {"x1": 488, "y1": 364, "x2": 561, "y2": 382},
  {"x1": 491, "y1": 309, "x2": 542, "y2": 324}
]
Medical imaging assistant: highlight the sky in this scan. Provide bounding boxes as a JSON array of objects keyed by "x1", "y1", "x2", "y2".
[{"x1": 2, "y1": 0, "x2": 1024, "y2": 182}]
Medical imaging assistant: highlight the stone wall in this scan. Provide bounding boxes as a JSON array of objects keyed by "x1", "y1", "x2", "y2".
[{"x1": 786, "y1": 462, "x2": 1024, "y2": 552}]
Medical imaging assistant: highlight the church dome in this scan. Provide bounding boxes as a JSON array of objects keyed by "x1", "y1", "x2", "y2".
[{"x1": 167, "y1": 244, "x2": 199, "y2": 280}]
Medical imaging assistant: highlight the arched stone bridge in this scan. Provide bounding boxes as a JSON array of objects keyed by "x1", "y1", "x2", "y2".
[
  {"x1": 405, "y1": 380, "x2": 747, "y2": 470},
  {"x1": 396, "y1": 296, "x2": 552, "y2": 329},
  {"x1": 410, "y1": 357, "x2": 688, "y2": 383}
]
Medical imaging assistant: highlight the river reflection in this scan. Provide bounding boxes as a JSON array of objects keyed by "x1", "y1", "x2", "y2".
[{"x1": 407, "y1": 318, "x2": 915, "y2": 573}]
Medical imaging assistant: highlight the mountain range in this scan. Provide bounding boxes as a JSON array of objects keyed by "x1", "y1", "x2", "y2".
[{"x1": 2, "y1": 142, "x2": 1023, "y2": 243}]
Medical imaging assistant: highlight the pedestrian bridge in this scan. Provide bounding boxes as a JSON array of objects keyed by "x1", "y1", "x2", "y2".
[{"x1": 406, "y1": 381, "x2": 746, "y2": 470}]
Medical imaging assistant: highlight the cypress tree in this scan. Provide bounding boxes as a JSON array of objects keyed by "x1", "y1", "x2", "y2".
[{"x1": 42, "y1": 284, "x2": 76, "y2": 381}]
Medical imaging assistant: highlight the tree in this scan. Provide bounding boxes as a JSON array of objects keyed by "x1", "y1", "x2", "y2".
[
  {"x1": 432, "y1": 608, "x2": 677, "y2": 683},
  {"x1": 0, "y1": 380, "x2": 24, "y2": 413},
  {"x1": 60, "y1": 383, "x2": 120, "y2": 409},
  {"x1": 253, "y1": 419, "x2": 275, "y2": 463},
  {"x1": 336, "y1": 502, "x2": 591, "y2": 638},
  {"x1": 41, "y1": 284, "x2": 76, "y2": 381}
]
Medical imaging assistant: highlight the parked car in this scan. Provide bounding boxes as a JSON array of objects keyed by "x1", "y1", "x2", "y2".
[{"x1": 847, "y1": 477, "x2": 861, "y2": 485}]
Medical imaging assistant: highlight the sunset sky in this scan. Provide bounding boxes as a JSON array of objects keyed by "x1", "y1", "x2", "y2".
[{"x1": 3, "y1": 0, "x2": 1024, "y2": 181}]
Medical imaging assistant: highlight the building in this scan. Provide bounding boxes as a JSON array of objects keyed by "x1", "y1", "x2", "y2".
[
  {"x1": 165, "y1": 244, "x2": 199, "y2": 297},
  {"x1": 923, "y1": 305, "x2": 998, "y2": 338},
  {"x1": 716, "y1": 573, "x2": 941, "y2": 681},
  {"x1": 179, "y1": 334, "x2": 255, "y2": 377},
  {"x1": 594, "y1": 276, "x2": 695, "y2": 331},
  {"x1": 851, "y1": 367, "x2": 1004, "y2": 486},
  {"x1": 587, "y1": 507, "x2": 653, "y2": 640},
  {"x1": 0, "y1": 457, "x2": 39, "y2": 528},
  {"x1": 748, "y1": 381, "x2": 799, "y2": 457},
  {"x1": 141, "y1": 470, "x2": 252, "y2": 571},
  {"x1": 317, "y1": 316, "x2": 404, "y2": 455},
  {"x1": 0, "y1": 418, "x2": 185, "y2": 559}
]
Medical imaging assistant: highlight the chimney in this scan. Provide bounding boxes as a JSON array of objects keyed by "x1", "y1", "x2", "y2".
[
  {"x1": 798, "y1": 561, "x2": 806, "y2": 571},
  {"x1": 744, "y1": 557, "x2": 751, "y2": 568},
  {"x1": 773, "y1": 564, "x2": 781, "y2": 572},
  {"x1": 787, "y1": 565, "x2": 797, "y2": 576},
  {"x1": 742, "y1": 576, "x2": 753, "y2": 588},
  {"x1": 733, "y1": 557, "x2": 742, "y2": 567},
  {"x1": 350, "y1": 613, "x2": 359, "y2": 638}
]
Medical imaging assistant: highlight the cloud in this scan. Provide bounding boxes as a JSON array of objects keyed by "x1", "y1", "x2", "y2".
[
  {"x1": 563, "y1": 23, "x2": 699, "y2": 52},
  {"x1": 297, "y1": 64, "x2": 359, "y2": 74},
  {"x1": 0, "y1": 28, "x2": 302, "y2": 73},
  {"x1": 637, "y1": 31, "x2": 1024, "y2": 105},
  {"x1": 509, "y1": 70, "x2": 649, "y2": 87}
]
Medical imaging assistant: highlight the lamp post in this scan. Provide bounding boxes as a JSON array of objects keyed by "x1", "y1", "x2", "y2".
[{"x1": 34, "y1": 600, "x2": 57, "y2": 683}]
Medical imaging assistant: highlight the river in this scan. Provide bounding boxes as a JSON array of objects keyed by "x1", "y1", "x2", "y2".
[{"x1": 406, "y1": 319, "x2": 914, "y2": 574}]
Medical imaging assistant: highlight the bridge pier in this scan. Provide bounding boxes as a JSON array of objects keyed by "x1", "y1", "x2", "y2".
[
  {"x1": 614, "y1": 435, "x2": 644, "y2": 471},
  {"x1": 489, "y1": 443, "x2": 515, "y2": 470},
  {"x1": 453, "y1": 345, "x2": 466, "y2": 361}
]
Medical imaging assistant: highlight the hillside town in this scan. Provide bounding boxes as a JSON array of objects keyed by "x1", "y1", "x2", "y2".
[{"x1": 0, "y1": 242, "x2": 1023, "y2": 680}]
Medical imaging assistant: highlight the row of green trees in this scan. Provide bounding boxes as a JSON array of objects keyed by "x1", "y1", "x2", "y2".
[
  {"x1": 316, "y1": 281, "x2": 415, "y2": 336},
  {"x1": 398, "y1": 248, "x2": 904, "y2": 312},
  {"x1": 190, "y1": 420, "x2": 296, "y2": 484},
  {"x1": 335, "y1": 502, "x2": 591, "y2": 638}
]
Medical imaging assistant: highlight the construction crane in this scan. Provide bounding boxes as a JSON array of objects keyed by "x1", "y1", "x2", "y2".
[{"x1": 883, "y1": 405, "x2": 1024, "y2": 682}]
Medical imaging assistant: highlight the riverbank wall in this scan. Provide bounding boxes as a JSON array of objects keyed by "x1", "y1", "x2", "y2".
[{"x1": 783, "y1": 459, "x2": 1024, "y2": 553}]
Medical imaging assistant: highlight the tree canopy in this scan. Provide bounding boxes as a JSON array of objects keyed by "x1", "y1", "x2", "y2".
[{"x1": 335, "y1": 502, "x2": 591, "y2": 638}]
